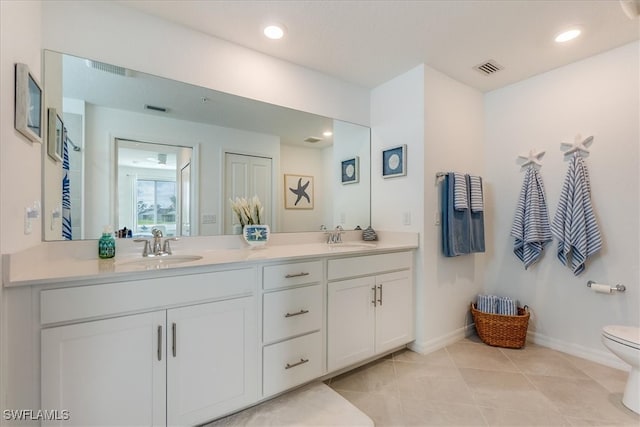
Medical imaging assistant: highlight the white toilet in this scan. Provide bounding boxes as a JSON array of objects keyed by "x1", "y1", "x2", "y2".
[{"x1": 602, "y1": 325, "x2": 640, "y2": 414}]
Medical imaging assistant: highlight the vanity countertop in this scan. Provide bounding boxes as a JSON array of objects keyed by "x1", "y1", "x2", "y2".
[{"x1": 2, "y1": 231, "x2": 419, "y2": 288}]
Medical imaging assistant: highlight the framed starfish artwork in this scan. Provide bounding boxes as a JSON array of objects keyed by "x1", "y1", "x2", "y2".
[{"x1": 284, "y1": 174, "x2": 314, "y2": 209}]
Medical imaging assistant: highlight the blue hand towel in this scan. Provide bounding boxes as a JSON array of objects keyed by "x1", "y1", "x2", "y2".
[
  {"x1": 442, "y1": 174, "x2": 485, "y2": 257},
  {"x1": 551, "y1": 153, "x2": 602, "y2": 275},
  {"x1": 510, "y1": 166, "x2": 552, "y2": 269}
]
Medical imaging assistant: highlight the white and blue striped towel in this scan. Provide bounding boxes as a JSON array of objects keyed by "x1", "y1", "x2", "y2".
[
  {"x1": 476, "y1": 294, "x2": 498, "y2": 314},
  {"x1": 453, "y1": 172, "x2": 469, "y2": 210},
  {"x1": 477, "y1": 294, "x2": 518, "y2": 315},
  {"x1": 497, "y1": 296, "x2": 517, "y2": 316},
  {"x1": 551, "y1": 153, "x2": 602, "y2": 276},
  {"x1": 510, "y1": 166, "x2": 552, "y2": 269},
  {"x1": 469, "y1": 175, "x2": 484, "y2": 212}
]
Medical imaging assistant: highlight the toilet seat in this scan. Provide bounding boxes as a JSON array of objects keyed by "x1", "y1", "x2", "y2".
[{"x1": 602, "y1": 325, "x2": 640, "y2": 350}]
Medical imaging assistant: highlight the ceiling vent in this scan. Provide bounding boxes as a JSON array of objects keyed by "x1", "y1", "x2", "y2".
[
  {"x1": 145, "y1": 104, "x2": 168, "y2": 113},
  {"x1": 473, "y1": 60, "x2": 504, "y2": 76},
  {"x1": 304, "y1": 136, "x2": 322, "y2": 143},
  {"x1": 85, "y1": 59, "x2": 131, "y2": 77}
]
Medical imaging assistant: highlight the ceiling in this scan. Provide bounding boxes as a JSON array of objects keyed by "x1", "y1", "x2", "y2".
[{"x1": 120, "y1": 0, "x2": 640, "y2": 92}]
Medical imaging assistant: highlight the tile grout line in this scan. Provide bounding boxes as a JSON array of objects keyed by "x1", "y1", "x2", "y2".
[{"x1": 444, "y1": 344, "x2": 491, "y2": 427}]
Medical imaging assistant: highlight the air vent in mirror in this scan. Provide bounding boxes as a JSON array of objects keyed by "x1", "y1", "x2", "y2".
[{"x1": 304, "y1": 136, "x2": 322, "y2": 143}]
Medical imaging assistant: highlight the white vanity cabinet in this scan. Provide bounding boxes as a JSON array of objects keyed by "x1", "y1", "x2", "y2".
[
  {"x1": 261, "y1": 260, "x2": 324, "y2": 397},
  {"x1": 327, "y1": 252, "x2": 413, "y2": 371},
  {"x1": 41, "y1": 311, "x2": 166, "y2": 426},
  {"x1": 40, "y1": 268, "x2": 257, "y2": 427}
]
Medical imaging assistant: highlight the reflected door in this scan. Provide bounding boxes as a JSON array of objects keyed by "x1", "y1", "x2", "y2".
[{"x1": 224, "y1": 153, "x2": 272, "y2": 234}]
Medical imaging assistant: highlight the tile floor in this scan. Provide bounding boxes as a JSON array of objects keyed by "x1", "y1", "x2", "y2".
[{"x1": 326, "y1": 335, "x2": 640, "y2": 426}]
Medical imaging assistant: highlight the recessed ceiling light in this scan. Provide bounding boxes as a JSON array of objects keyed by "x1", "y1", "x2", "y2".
[
  {"x1": 555, "y1": 28, "x2": 582, "y2": 43},
  {"x1": 263, "y1": 24, "x2": 285, "y2": 40},
  {"x1": 323, "y1": 131, "x2": 333, "y2": 137}
]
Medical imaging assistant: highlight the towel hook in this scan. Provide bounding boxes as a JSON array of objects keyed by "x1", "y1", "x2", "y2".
[
  {"x1": 561, "y1": 134, "x2": 593, "y2": 158},
  {"x1": 517, "y1": 149, "x2": 545, "y2": 170}
]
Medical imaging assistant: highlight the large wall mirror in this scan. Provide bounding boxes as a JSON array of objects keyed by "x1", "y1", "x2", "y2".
[{"x1": 42, "y1": 50, "x2": 371, "y2": 241}]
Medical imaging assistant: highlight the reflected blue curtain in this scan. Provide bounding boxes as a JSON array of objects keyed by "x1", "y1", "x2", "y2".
[{"x1": 62, "y1": 135, "x2": 72, "y2": 240}]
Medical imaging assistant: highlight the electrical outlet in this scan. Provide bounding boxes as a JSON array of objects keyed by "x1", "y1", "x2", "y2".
[
  {"x1": 402, "y1": 212, "x2": 411, "y2": 226},
  {"x1": 202, "y1": 214, "x2": 216, "y2": 224},
  {"x1": 434, "y1": 211, "x2": 441, "y2": 226}
]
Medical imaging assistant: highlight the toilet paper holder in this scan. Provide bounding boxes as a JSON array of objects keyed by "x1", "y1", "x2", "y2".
[{"x1": 587, "y1": 281, "x2": 626, "y2": 292}]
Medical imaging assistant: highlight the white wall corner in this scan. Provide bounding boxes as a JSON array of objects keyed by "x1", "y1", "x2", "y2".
[{"x1": 408, "y1": 323, "x2": 476, "y2": 355}]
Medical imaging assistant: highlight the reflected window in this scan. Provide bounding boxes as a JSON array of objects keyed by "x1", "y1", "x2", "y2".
[{"x1": 136, "y1": 179, "x2": 176, "y2": 236}]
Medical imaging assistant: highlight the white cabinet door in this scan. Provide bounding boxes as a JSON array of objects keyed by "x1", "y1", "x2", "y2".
[
  {"x1": 375, "y1": 271, "x2": 413, "y2": 354},
  {"x1": 41, "y1": 311, "x2": 166, "y2": 427},
  {"x1": 327, "y1": 276, "x2": 376, "y2": 372},
  {"x1": 166, "y1": 297, "x2": 257, "y2": 426}
]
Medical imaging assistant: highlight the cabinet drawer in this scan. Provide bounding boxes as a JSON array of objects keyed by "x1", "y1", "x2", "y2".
[
  {"x1": 41, "y1": 268, "x2": 256, "y2": 325},
  {"x1": 263, "y1": 285, "x2": 322, "y2": 343},
  {"x1": 263, "y1": 260, "x2": 322, "y2": 290},
  {"x1": 263, "y1": 332, "x2": 322, "y2": 397},
  {"x1": 328, "y1": 252, "x2": 411, "y2": 281}
]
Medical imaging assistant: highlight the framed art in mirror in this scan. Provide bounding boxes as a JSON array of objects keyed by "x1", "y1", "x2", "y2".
[
  {"x1": 14, "y1": 63, "x2": 43, "y2": 143},
  {"x1": 382, "y1": 144, "x2": 407, "y2": 178},
  {"x1": 47, "y1": 108, "x2": 63, "y2": 162},
  {"x1": 284, "y1": 174, "x2": 314, "y2": 209},
  {"x1": 341, "y1": 156, "x2": 359, "y2": 184}
]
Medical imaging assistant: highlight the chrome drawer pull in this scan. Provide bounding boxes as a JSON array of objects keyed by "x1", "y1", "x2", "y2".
[
  {"x1": 285, "y1": 358, "x2": 309, "y2": 370},
  {"x1": 284, "y1": 309, "x2": 309, "y2": 318},
  {"x1": 172, "y1": 322, "x2": 177, "y2": 358},
  {"x1": 157, "y1": 325, "x2": 162, "y2": 361},
  {"x1": 285, "y1": 272, "x2": 310, "y2": 279},
  {"x1": 371, "y1": 286, "x2": 377, "y2": 307},
  {"x1": 378, "y1": 284, "x2": 383, "y2": 306}
]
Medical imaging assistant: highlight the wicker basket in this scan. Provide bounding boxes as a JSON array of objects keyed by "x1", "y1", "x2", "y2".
[{"x1": 470, "y1": 303, "x2": 530, "y2": 349}]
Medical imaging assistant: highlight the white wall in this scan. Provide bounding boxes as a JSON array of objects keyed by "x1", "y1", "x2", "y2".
[
  {"x1": 41, "y1": 1, "x2": 370, "y2": 127},
  {"x1": 0, "y1": 0, "x2": 43, "y2": 414},
  {"x1": 421, "y1": 67, "x2": 485, "y2": 351},
  {"x1": 484, "y1": 41, "x2": 640, "y2": 365},
  {"x1": 371, "y1": 65, "x2": 426, "y2": 347}
]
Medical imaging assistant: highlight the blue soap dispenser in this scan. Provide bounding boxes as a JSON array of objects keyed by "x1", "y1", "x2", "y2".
[{"x1": 98, "y1": 225, "x2": 116, "y2": 259}]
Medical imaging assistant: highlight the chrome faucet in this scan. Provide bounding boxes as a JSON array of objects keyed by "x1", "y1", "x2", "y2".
[
  {"x1": 134, "y1": 228, "x2": 178, "y2": 257},
  {"x1": 326, "y1": 225, "x2": 344, "y2": 244}
]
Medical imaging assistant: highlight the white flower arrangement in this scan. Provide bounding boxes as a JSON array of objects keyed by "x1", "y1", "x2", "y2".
[{"x1": 230, "y1": 195, "x2": 264, "y2": 226}]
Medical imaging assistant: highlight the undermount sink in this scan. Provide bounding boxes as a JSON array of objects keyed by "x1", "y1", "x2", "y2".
[{"x1": 117, "y1": 254, "x2": 203, "y2": 269}]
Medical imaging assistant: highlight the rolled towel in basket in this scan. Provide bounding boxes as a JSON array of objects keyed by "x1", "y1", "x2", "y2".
[
  {"x1": 476, "y1": 294, "x2": 498, "y2": 314},
  {"x1": 497, "y1": 296, "x2": 517, "y2": 316}
]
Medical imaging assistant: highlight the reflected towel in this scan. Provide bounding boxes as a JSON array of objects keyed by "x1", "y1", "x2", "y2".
[
  {"x1": 551, "y1": 153, "x2": 602, "y2": 276},
  {"x1": 510, "y1": 166, "x2": 552, "y2": 269},
  {"x1": 62, "y1": 138, "x2": 72, "y2": 240}
]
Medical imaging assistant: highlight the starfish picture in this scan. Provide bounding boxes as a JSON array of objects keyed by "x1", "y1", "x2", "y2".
[{"x1": 289, "y1": 177, "x2": 311, "y2": 206}]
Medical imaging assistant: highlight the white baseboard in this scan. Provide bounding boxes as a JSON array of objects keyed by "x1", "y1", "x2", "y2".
[
  {"x1": 528, "y1": 331, "x2": 630, "y2": 371},
  {"x1": 408, "y1": 326, "x2": 630, "y2": 372},
  {"x1": 408, "y1": 323, "x2": 475, "y2": 354}
]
